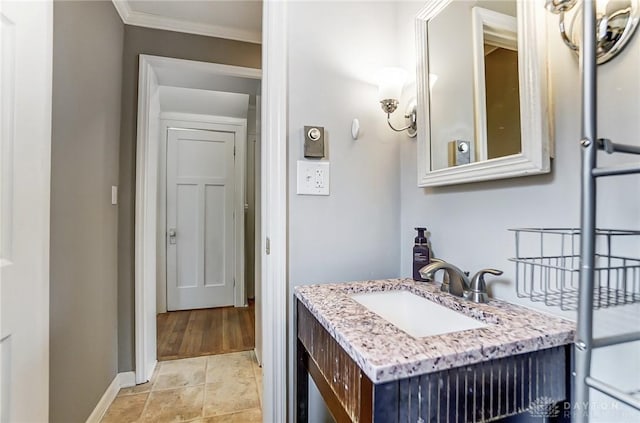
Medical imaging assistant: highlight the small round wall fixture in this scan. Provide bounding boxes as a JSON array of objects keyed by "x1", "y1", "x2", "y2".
[
  {"x1": 351, "y1": 118, "x2": 360, "y2": 140},
  {"x1": 546, "y1": 0, "x2": 640, "y2": 64}
]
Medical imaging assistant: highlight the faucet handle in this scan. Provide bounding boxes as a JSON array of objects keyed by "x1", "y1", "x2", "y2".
[{"x1": 466, "y1": 269, "x2": 503, "y2": 303}]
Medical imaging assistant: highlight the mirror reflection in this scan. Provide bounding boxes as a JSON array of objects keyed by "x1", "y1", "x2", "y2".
[
  {"x1": 428, "y1": 0, "x2": 521, "y2": 170},
  {"x1": 483, "y1": 45, "x2": 520, "y2": 159}
]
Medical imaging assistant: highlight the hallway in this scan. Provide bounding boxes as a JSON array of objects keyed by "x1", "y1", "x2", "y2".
[
  {"x1": 100, "y1": 351, "x2": 262, "y2": 422},
  {"x1": 157, "y1": 302, "x2": 255, "y2": 361}
]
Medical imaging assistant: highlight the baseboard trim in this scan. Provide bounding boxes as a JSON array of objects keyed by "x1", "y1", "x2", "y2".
[
  {"x1": 119, "y1": 371, "x2": 136, "y2": 389},
  {"x1": 145, "y1": 360, "x2": 158, "y2": 386},
  {"x1": 85, "y1": 371, "x2": 136, "y2": 423}
]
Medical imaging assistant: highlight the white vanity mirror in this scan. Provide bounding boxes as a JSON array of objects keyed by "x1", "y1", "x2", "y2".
[{"x1": 416, "y1": 0, "x2": 552, "y2": 187}]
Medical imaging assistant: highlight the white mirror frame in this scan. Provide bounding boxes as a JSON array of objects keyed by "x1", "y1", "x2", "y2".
[{"x1": 416, "y1": 0, "x2": 552, "y2": 187}]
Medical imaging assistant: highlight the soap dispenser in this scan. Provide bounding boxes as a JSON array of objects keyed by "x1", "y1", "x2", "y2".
[{"x1": 412, "y1": 227, "x2": 430, "y2": 281}]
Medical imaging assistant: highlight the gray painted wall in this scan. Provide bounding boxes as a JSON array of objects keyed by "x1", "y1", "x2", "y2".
[
  {"x1": 396, "y1": 2, "x2": 640, "y2": 421},
  {"x1": 287, "y1": 2, "x2": 402, "y2": 421},
  {"x1": 246, "y1": 104, "x2": 258, "y2": 300},
  {"x1": 50, "y1": 1, "x2": 123, "y2": 422},
  {"x1": 117, "y1": 25, "x2": 261, "y2": 371}
]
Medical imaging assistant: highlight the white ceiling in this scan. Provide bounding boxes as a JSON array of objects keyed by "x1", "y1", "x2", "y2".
[
  {"x1": 152, "y1": 58, "x2": 261, "y2": 96},
  {"x1": 112, "y1": 0, "x2": 262, "y2": 44},
  {"x1": 159, "y1": 86, "x2": 250, "y2": 118}
]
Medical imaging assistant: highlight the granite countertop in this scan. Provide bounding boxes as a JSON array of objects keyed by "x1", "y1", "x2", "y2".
[{"x1": 294, "y1": 278, "x2": 575, "y2": 384}]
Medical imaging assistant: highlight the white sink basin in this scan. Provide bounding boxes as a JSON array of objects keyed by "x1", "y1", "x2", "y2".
[{"x1": 350, "y1": 290, "x2": 488, "y2": 338}]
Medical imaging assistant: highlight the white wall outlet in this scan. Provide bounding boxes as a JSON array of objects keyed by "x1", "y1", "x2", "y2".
[{"x1": 297, "y1": 160, "x2": 330, "y2": 196}]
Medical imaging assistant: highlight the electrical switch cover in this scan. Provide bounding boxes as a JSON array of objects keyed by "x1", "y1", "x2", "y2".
[{"x1": 111, "y1": 186, "x2": 118, "y2": 205}]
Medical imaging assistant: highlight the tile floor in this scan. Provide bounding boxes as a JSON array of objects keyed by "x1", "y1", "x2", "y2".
[{"x1": 101, "y1": 351, "x2": 262, "y2": 423}]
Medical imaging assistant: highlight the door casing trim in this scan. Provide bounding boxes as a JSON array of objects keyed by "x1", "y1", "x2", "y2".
[
  {"x1": 134, "y1": 55, "x2": 261, "y2": 384},
  {"x1": 260, "y1": 1, "x2": 288, "y2": 421}
]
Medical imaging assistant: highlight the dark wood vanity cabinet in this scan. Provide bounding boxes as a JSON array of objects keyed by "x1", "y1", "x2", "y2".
[
  {"x1": 297, "y1": 300, "x2": 374, "y2": 422},
  {"x1": 296, "y1": 300, "x2": 571, "y2": 423}
]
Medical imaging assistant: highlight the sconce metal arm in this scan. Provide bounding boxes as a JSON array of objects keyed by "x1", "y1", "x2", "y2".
[
  {"x1": 386, "y1": 113, "x2": 414, "y2": 132},
  {"x1": 559, "y1": 12, "x2": 579, "y2": 51},
  {"x1": 546, "y1": 0, "x2": 640, "y2": 64},
  {"x1": 382, "y1": 101, "x2": 417, "y2": 137}
]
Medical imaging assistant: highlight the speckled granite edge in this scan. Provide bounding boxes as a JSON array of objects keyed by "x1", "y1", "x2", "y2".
[{"x1": 294, "y1": 278, "x2": 575, "y2": 384}]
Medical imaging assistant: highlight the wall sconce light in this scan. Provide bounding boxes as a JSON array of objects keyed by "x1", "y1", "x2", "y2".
[
  {"x1": 545, "y1": 0, "x2": 639, "y2": 64},
  {"x1": 377, "y1": 67, "x2": 417, "y2": 137}
]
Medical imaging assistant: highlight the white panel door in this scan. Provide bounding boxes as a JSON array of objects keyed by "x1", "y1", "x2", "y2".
[
  {"x1": 167, "y1": 128, "x2": 236, "y2": 310},
  {"x1": 0, "y1": 1, "x2": 52, "y2": 422}
]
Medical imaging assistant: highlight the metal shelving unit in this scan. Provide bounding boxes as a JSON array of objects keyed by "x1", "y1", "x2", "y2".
[
  {"x1": 510, "y1": 2, "x2": 640, "y2": 421},
  {"x1": 575, "y1": 2, "x2": 640, "y2": 421},
  {"x1": 510, "y1": 228, "x2": 640, "y2": 311}
]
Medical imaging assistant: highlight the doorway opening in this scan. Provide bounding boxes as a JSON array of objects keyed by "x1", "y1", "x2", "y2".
[
  {"x1": 157, "y1": 118, "x2": 254, "y2": 361},
  {"x1": 134, "y1": 55, "x2": 262, "y2": 385}
]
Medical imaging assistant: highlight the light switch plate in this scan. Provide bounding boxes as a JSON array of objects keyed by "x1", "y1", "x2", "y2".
[
  {"x1": 111, "y1": 186, "x2": 118, "y2": 205},
  {"x1": 296, "y1": 160, "x2": 330, "y2": 196}
]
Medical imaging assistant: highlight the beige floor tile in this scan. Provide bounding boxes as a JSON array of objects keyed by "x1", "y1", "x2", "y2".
[
  {"x1": 195, "y1": 408, "x2": 262, "y2": 423},
  {"x1": 139, "y1": 386, "x2": 204, "y2": 423},
  {"x1": 253, "y1": 365, "x2": 263, "y2": 406},
  {"x1": 154, "y1": 357, "x2": 207, "y2": 390},
  {"x1": 101, "y1": 393, "x2": 148, "y2": 423},
  {"x1": 119, "y1": 380, "x2": 154, "y2": 396},
  {"x1": 206, "y1": 351, "x2": 254, "y2": 384},
  {"x1": 203, "y1": 375, "x2": 259, "y2": 416},
  {"x1": 104, "y1": 353, "x2": 262, "y2": 423},
  {"x1": 208, "y1": 350, "x2": 254, "y2": 366},
  {"x1": 118, "y1": 382, "x2": 153, "y2": 397}
]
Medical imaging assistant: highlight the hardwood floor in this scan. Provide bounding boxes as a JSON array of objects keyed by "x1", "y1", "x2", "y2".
[{"x1": 157, "y1": 301, "x2": 255, "y2": 361}]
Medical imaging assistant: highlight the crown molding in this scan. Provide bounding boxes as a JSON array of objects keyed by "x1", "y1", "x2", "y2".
[{"x1": 111, "y1": 0, "x2": 262, "y2": 44}]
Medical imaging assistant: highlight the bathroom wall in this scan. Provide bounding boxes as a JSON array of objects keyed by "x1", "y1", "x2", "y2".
[
  {"x1": 397, "y1": 2, "x2": 640, "y2": 421},
  {"x1": 50, "y1": 1, "x2": 123, "y2": 422},
  {"x1": 117, "y1": 26, "x2": 261, "y2": 372},
  {"x1": 287, "y1": 1, "x2": 403, "y2": 421}
]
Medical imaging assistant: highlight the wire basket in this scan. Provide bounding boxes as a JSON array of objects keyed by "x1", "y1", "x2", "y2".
[{"x1": 509, "y1": 228, "x2": 640, "y2": 310}]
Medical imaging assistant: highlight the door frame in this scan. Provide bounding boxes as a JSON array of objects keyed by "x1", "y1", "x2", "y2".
[
  {"x1": 157, "y1": 115, "x2": 248, "y2": 313},
  {"x1": 134, "y1": 55, "x2": 260, "y2": 384},
  {"x1": 261, "y1": 1, "x2": 288, "y2": 421}
]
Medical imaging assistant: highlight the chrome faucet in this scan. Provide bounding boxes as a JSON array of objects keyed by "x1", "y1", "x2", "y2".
[
  {"x1": 419, "y1": 259, "x2": 503, "y2": 303},
  {"x1": 422, "y1": 258, "x2": 451, "y2": 291},
  {"x1": 419, "y1": 260, "x2": 470, "y2": 297}
]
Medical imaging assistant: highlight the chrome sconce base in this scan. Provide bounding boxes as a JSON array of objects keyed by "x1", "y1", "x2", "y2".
[
  {"x1": 380, "y1": 99, "x2": 417, "y2": 138},
  {"x1": 546, "y1": 0, "x2": 639, "y2": 64}
]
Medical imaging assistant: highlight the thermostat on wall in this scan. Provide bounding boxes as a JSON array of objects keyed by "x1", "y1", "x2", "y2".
[{"x1": 304, "y1": 126, "x2": 325, "y2": 158}]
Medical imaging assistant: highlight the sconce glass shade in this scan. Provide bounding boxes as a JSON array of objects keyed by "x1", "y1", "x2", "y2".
[
  {"x1": 376, "y1": 67, "x2": 417, "y2": 137},
  {"x1": 376, "y1": 67, "x2": 407, "y2": 102}
]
